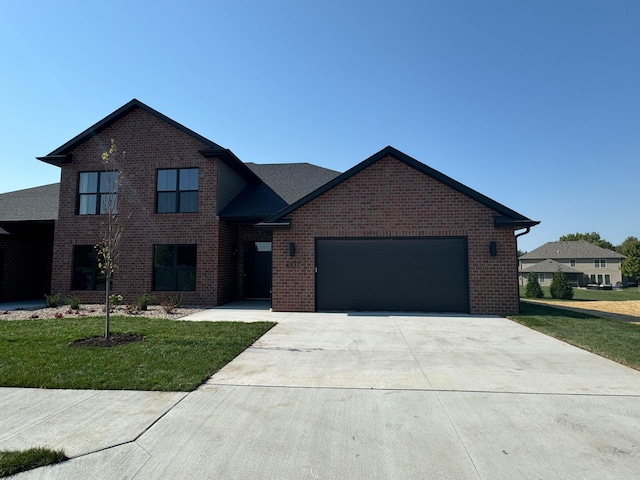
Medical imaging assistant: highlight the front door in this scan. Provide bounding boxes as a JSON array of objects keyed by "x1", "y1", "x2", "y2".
[{"x1": 244, "y1": 241, "x2": 272, "y2": 299}]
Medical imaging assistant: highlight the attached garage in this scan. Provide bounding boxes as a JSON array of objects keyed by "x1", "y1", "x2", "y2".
[
  {"x1": 316, "y1": 237, "x2": 469, "y2": 312},
  {"x1": 261, "y1": 146, "x2": 539, "y2": 316}
]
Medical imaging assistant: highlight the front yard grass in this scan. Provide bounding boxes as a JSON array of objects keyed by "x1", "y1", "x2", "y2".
[
  {"x1": 509, "y1": 302, "x2": 640, "y2": 370},
  {"x1": 0, "y1": 448, "x2": 67, "y2": 477},
  {"x1": 519, "y1": 285, "x2": 640, "y2": 301},
  {"x1": 0, "y1": 316, "x2": 275, "y2": 391}
]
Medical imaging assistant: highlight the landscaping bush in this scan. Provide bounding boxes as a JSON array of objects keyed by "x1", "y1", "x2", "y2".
[
  {"x1": 44, "y1": 293, "x2": 63, "y2": 308},
  {"x1": 550, "y1": 269, "x2": 574, "y2": 299},
  {"x1": 136, "y1": 294, "x2": 154, "y2": 311},
  {"x1": 161, "y1": 292, "x2": 184, "y2": 314},
  {"x1": 524, "y1": 272, "x2": 544, "y2": 298},
  {"x1": 66, "y1": 295, "x2": 81, "y2": 310}
]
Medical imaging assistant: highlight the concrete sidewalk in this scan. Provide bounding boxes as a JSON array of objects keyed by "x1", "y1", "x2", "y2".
[{"x1": 5, "y1": 312, "x2": 640, "y2": 479}]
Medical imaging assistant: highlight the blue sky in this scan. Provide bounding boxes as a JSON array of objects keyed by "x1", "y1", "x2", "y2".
[{"x1": 1, "y1": 0, "x2": 638, "y2": 252}]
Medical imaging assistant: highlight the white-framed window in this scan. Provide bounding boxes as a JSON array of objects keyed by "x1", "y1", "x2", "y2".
[
  {"x1": 570, "y1": 259, "x2": 576, "y2": 267},
  {"x1": 537, "y1": 273, "x2": 545, "y2": 283},
  {"x1": 597, "y1": 274, "x2": 603, "y2": 284},
  {"x1": 605, "y1": 274, "x2": 611, "y2": 284},
  {"x1": 594, "y1": 259, "x2": 607, "y2": 268},
  {"x1": 590, "y1": 274, "x2": 596, "y2": 283}
]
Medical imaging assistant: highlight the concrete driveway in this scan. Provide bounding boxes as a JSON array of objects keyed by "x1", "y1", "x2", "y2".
[{"x1": 6, "y1": 311, "x2": 640, "y2": 479}]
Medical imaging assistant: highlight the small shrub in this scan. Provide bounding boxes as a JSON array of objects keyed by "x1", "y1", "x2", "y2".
[
  {"x1": 44, "y1": 293, "x2": 63, "y2": 308},
  {"x1": 109, "y1": 294, "x2": 124, "y2": 306},
  {"x1": 125, "y1": 303, "x2": 140, "y2": 315},
  {"x1": 137, "y1": 294, "x2": 153, "y2": 311},
  {"x1": 550, "y1": 269, "x2": 574, "y2": 299},
  {"x1": 161, "y1": 292, "x2": 184, "y2": 314},
  {"x1": 66, "y1": 295, "x2": 81, "y2": 310},
  {"x1": 524, "y1": 272, "x2": 544, "y2": 298}
]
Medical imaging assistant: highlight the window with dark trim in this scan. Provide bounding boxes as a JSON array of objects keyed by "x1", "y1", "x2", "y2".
[
  {"x1": 72, "y1": 245, "x2": 107, "y2": 290},
  {"x1": 156, "y1": 168, "x2": 199, "y2": 213},
  {"x1": 153, "y1": 245, "x2": 197, "y2": 291},
  {"x1": 78, "y1": 172, "x2": 119, "y2": 215},
  {"x1": 570, "y1": 259, "x2": 576, "y2": 267}
]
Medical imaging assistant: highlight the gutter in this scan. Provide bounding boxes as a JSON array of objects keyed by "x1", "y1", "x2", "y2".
[{"x1": 514, "y1": 227, "x2": 532, "y2": 313}]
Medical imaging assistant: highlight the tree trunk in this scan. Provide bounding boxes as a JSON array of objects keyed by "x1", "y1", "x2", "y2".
[{"x1": 105, "y1": 270, "x2": 111, "y2": 338}]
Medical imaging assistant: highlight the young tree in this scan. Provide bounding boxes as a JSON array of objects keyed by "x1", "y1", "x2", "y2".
[
  {"x1": 95, "y1": 139, "x2": 125, "y2": 338},
  {"x1": 550, "y1": 269, "x2": 573, "y2": 300},
  {"x1": 559, "y1": 232, "x2": 614, "y2": 251},
  {"x1": 619, "y1": 237, "x2": 640, "y2": 291},
  {"x1": 524, "y1": 272, "x2": 544, "y2": 298}
]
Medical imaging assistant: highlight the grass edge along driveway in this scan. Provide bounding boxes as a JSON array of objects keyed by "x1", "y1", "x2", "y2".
[
  {"x1": 0, "y1": 316, "x2": 275, "y2": 391},
  {"x1": 509, "y1": 302, "x2": 640, "y2": 371}
]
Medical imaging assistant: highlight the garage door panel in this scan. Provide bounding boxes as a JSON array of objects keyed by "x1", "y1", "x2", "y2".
[{"x1": 316, "y1": 238, "x2": 468, "y2": 312}]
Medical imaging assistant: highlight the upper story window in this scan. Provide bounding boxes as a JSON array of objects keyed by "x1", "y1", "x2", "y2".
[
  {"x1": 157, "y1": 168, "x2": 199, "y2": 213},
  {"x1": 570, "y1": 259, "x2": 576, "y2": 267},
  {"x1": 594, "y1": 259, "x2": 607, "y2": 268},
  {"x1": 79, "y1": 172, "x2": 118, "y2": 215}
]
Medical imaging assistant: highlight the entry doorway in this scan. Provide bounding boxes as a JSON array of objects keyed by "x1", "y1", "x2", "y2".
[{"x1": 244, "y1": 241, "x2": 272, "y2": 299}]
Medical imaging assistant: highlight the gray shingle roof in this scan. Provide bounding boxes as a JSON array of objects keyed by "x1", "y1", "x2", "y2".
[
  {"x1": 245, "y1": 163, "x2": 341, "y2": 204},
  {"x1": 521, "y1": 241, "x2": 625, "y2": 260},
  {"x1": 0, "y1": 183, "x2": 59, "y2": 222},
  {"x1": 218, "y1": 183, "x2": 287, "y2": 220},
  {"x1": 520, "y1": 259, "x2": 583, "y2": 274}
]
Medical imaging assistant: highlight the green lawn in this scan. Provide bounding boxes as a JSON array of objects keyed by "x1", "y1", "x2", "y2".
[
  {"x1": 0, "y1": 316, "x2": 275, "y2": 391},
  {"x1": 0, "y1": 448, "x2": 67, "y2": 478},
  {"x1": 509, "y1": 302, "x2": 640, "y2": 370},
  {"x1": 519, "y1": 285, "x2": 640, "y2": 301}
]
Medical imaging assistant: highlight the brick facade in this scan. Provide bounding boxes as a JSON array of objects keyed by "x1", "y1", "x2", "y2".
[
  {"x1": 50, "y1": 106, "x2": 226, "y2": 306},
  {"x1": 271, "y1": 155, "x2": 520, "y2": 315},
  {"x1": 34, "y1": 100, "x2": 534, "y2": 314}
]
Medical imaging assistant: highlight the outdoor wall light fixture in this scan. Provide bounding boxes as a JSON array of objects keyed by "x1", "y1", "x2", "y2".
[
  {"x1": 289, "y1": 242, "x2": 296, "y2": 257},
  {"x1": 489, "y1": 241, "x2": 497, "y2": 257}
]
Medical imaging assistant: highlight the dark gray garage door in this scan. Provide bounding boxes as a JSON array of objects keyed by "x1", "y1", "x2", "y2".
[{"x1": 316, "y1": 237, "x2": 469, "y2": 312}]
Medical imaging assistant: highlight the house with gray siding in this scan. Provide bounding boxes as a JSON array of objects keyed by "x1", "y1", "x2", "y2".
[{"x1": 519, "y1": 241, "x2": 626, "y2": 287}]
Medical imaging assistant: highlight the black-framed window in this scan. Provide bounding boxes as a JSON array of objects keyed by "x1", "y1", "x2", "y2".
[
  {"x1": 157, "y1": 168, "x2": 198, "y2": 213},
  {"x1": 72, "y1": 245, "x2": 107, "y2": 290},
  {"x1": 79, "y1": 172, "x2": 119, "y2": 215},
  {"x1": 153, "y1": 245, "x2": 197, "y2": 291}
]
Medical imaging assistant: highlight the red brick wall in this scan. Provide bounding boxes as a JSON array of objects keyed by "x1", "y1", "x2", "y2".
[
  {"x1": 271, "y1": 155, "x2": 519, "y2": 315},
  {"x1": 50, "y1": 106, "x2": 224, "y2": 306}
]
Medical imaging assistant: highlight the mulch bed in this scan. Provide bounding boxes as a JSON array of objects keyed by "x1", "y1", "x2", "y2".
[{"x1": 69, "y1": 332, "x2": 145, "y2": 347}]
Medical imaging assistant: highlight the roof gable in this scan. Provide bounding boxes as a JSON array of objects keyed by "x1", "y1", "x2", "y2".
[
  {"x1": 37, "y1": 99, "x2": 225, "y2": 165},
  {"x1": 520, "y1": 259, "x2": 583, "y2": 274},
  {"x1": 521, "y1": 241, "x2": 625, "y2": 260},
  {"x1": 262, "y1": 146, "x2": 538, "y2": 227}
]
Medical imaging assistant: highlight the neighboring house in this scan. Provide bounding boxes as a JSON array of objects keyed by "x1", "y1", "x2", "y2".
[
  {"x1": 519, "y1": 241, "x2": 626, "y2": 287},
  {"x1": 1, "y1": 99, "x2": 538, "y2": 315}
]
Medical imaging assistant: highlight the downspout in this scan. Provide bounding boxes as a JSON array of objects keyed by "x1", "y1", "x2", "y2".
[{"x1": 514, "y1": 227, "x2": 531, "y2": 313}]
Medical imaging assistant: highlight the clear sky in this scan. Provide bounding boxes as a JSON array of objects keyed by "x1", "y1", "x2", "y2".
[{"x1": 1, "y1": 0, "x2": 638, "y2": 252}]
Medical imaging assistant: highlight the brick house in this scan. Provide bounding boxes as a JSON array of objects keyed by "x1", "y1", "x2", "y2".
[{"x1": 1, "y1": 99, "x2": 539, "y2": 314}]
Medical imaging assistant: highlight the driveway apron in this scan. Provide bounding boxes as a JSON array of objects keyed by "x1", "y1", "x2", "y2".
[{"x1": 10, "y1": 312, "x2": 640, "y2": 479}]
